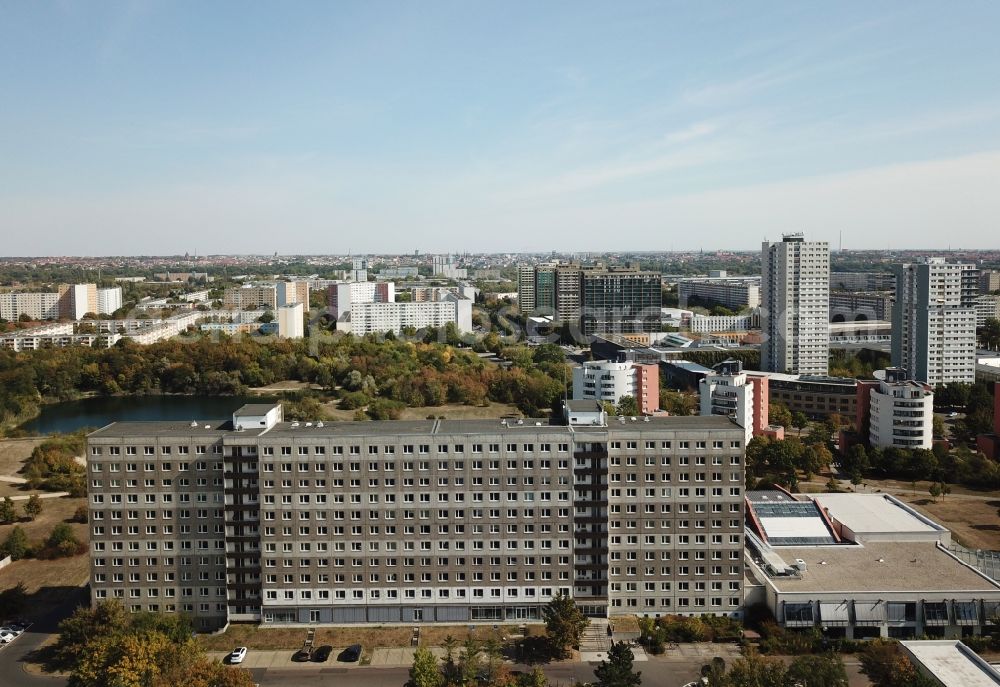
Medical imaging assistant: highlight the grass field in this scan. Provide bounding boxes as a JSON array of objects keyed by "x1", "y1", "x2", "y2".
[
  {"x1": 0, "y1": 439, "x2": 90, "y2": 598},
  {"x1": 199, "y1": 623, "x2": 544, "y2": 651},
  {"x1": 0, "y1": 437, "x2": 45, "y2": 477}
]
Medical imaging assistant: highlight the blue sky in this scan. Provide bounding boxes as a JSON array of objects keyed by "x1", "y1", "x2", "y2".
[{"x1": 2, "y1": 1, "x2": 1000, "y2": 255}]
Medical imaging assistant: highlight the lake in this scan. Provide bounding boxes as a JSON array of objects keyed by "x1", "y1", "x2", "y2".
[{"x1": 19, "y1": 395, "x2": 275, "y2": 435}]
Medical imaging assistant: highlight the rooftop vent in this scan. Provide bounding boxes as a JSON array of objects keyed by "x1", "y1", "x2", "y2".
[
  {"x1": 535, "y1": 421, "x2": 542, "y2": 426},
  {"x1": 643, "y1": 417, "x2": 650, "y2": 422},
  {"x1": 291, "y1": 421, "x2": 300, "y2": 428},
  {"x1": 316, "y1": 422, "x2": 324, "y2": 428},
  {"x1": 305, "y1": 422, "x2": 313, "y2": 427},
  {"x1": 516, "y1": 419, "x2": 523, "y2": 425},
  {"x1": 204, "y1": 425, "x2": 210, "y2": 429},
  {"x1": 630, "y1": 416, "x2": 637, "y2": 422},
  {"x1": 190, "y1": 420, "x2": 198, "y2": 428}
]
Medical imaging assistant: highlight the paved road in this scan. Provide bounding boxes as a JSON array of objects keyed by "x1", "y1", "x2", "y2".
[
  {"x1": 246, "y1": 658, "x2": 713, "y2": 687},
  {"x1": 0, "y1": 588, "x2": 86, "y2": 687}
]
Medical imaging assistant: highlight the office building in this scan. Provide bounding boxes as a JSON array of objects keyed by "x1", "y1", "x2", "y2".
[
  {"x1": 678, "y1": 276, "x2": 761, "y2": 310},
  {"x1": 276, "y1": 303, "x2": 305, "y2": 339},
  {"x1": 572, "y1": 360, "x2": 659, "y2": 415},
  {"x1": 892, "y1": 258, "x2": 978, "y2": 386},
  {"x1": 518, "y1": 263, "x2": 660, "y2": 335},
  {"x1": 581, "y1": 268, "x2": 661, "y2": 336},
  {"x1": 97, "y1": 287, "x2": 123, "y2": 316},
  {"x1": 866, "y1": 368, "x2": 934, "y2": 450},
  {"x1": 86, "y1": 403, "x2": 746, "y2": 630},
  {"x1": 761, "y1": 234, "x2": 830, "y2": 375},
  {"x1": 223, "y1": 285, "x2": 278, "y2": 311},
  {"x1": 745, "y1": 491, "x2": 1000, "y2": 640},
  {"x1": 276, "y1": 281, "x2": 310, "y2": 309}
]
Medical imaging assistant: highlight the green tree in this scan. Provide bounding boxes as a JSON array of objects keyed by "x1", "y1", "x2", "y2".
[
  {"x1": 459, "y1": 637, "x2": 481, "y2": 687},
  {"x1": 0, "y1": 582, "x2": 28, "y2": 618},
  {"x1": 519, "y1": 667, "x2": 548, "y2": 687},
  {"x1": 2, "y1": 526, "x2": 30, "y2": 560},
  {"x1": 932, "y1": 414, "x2": 946, "y2": 439},
  {"x1": 791, "y1": 411, "x2": 809, "y2": 436},
  {"x1": 929, "y1": 482, "x2": 942, "y2": 501},
  {"x1": 859, "y1": 638, "x2": 937, "y2": 687},
  {"x1": 593, "y1": 642, "x2": 641, "y2": 687},
  {"x1": 542, "y1": 592, "x2": 589, "y2": 658},
  {"x1": 616, "y1": 395, "x2": 639, "y2": 417},
  {"x1": 45, "y1": 522, "x2": 83, "y2": 558},
  {"x1": 441, "y1": 634, "x2": 460, "y2": 683},
  {"x1": 408, "y1": 647, "x2": 443, "y2": 687},
  {"x1": 722, "y1": 648, "x2": 787, "y2": 687},
  {"x1": 23, "y1": 493, "x2": 43, "y2": 520},
  {"x1": 0, "y1": 496, "x2": 15, "y2": 524},
  {"x1": 769, "y1": 403, "x2": 793, "y2": 428},
  {"x1": 785, "y1": 653, "x2": 849, "y2": 687}
]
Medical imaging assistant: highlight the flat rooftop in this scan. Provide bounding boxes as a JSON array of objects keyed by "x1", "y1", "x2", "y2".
[
  {"x1": 759, "y1": 541, "x2": 1000, "y2": 594},
  {"x1": 812, "y1": 493, "x2": 943, "y2": 537},
  {"x1": 901, "y1": 640, "x2": 1000, "y2": 687},
  {"x1": 89, "y1": 415, "x2": 740, "y2": 439},
  {"x1": 234, "y1": 403, "x2": 282, "y2": 416},
  {"x1": 89, "y1": 420, "x2": 231, "y2": 438}
]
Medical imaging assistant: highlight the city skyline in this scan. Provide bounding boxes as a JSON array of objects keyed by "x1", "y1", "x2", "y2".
[{"x1": 2, "y1": 3, "x2": 1000, "y2": 255}]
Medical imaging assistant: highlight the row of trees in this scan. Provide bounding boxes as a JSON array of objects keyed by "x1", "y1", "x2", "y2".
[
  {"x1": 1, "y1": 333, "x2": 575, "y2": 432},
  {"x1": 49, "y1": 601, "x2": 254, "y2": 687},
  {"x1": 841, "y1": 442, "x2": 1000, "y2": 489},
  {"x1": 1, "y1": 522, "x2": 85, "y2": 561},
  {"x1": 0, "y1": 494, "x2": 44, "y2": 523}
]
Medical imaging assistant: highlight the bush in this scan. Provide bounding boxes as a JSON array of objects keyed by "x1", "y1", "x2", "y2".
[{"x1": 39, "y1": 523, "x2": 85, "y2": 559}]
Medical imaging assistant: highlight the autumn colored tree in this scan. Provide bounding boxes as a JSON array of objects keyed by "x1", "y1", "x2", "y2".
[
  {"x1": 542, "y1": 592, "x2": 589, "y2": 658},
  {"x1": 23, "y1": 493, "x2": 43, "y2": 520}
]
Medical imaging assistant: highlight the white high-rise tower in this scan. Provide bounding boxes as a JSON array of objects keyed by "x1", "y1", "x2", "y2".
[{"x1": 761, "y1": 233, "x2": 830, "y2": 375}]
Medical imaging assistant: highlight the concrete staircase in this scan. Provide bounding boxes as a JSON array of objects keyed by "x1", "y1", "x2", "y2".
[{"x1": 579, "y1": 618, "x2": 612, "y2": 653}]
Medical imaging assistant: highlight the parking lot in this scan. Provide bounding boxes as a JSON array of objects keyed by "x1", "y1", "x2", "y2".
[{"x1": 0, "y1": 621, "x2": 32, "y2": 651}]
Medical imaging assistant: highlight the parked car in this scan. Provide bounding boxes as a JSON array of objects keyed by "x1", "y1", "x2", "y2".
[
  {"x1": 0, "y1": 626, "x2": 22, "y2": 636},
  {"x1": 0, "y1": 631, "x2": 16, "y2": 644},
  {"x1": 228, "y1": 647, "x2": 248, "y2": 664},
  {"x1": 312, "y1": 645, "x2": 333, "y2": 662},
  {"x1": 338, "y1": 644, "x2": 362, "y2": 662}
]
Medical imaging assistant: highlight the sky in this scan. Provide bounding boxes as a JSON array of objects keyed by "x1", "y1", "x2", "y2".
[{"x1": 2, "y1": 1, "x2": 1000, "y2": 256}]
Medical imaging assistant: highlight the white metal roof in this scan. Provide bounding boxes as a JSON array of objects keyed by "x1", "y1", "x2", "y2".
[
  {"x1": 811, "y1": 493, "x2": 941, "y2": 536},
  {"x1": 901, "y1": 640, "x2": 1000, "y2": 687}
]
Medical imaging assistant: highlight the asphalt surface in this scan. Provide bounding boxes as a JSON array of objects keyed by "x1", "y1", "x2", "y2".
[{"x1": 0, "y1": 588, "x2": 86, "y2": 687}]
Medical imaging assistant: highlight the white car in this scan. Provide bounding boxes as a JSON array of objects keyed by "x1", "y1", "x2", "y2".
[
  {"x1": 229, "y1": 646, "x2": 248, "y2": 664},
  {"x1": 0, "y1": 631, "x2": 16, "y2": 643},
  {"x1": 0, "y1": 625, "x2": 23, "y2": 636}
]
